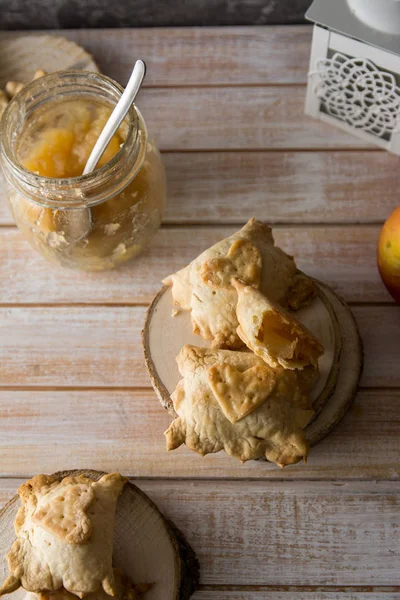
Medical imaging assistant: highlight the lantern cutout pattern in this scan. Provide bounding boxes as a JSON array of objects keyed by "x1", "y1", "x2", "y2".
[{"x1": 305, "y1": 25, "x2": 400, "y2": 154}]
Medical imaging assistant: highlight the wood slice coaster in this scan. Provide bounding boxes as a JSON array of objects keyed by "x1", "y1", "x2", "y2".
[
  {"x1": 0, "y1": 470, "x2": 199, "y2": 600},
  {"x1": 143, "y1": 281, "x2": 363, "y2": 452},
  {"x1": 305, "y1": 283, "x2": 363, "y2": 446},
  {"x1": 0, "y1": 34, "x2": 99, "y2": 90}
]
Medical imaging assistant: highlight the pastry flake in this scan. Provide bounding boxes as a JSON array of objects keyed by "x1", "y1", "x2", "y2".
[
  {"x1": 5, "y1": 69, "x2": 47, "y2": 98},
  {"x1": 165, "y1": 345, "x2": 318, "y2": 467},
  {"x1": 0, "y1": 473, "x2": 126, "y2": 598},
  {"x1": 233, "y1": 278, "x2": 324, "y2": 370},
  {"x1": 163, "y1": 218, "x2": 316, "y2": 348}
]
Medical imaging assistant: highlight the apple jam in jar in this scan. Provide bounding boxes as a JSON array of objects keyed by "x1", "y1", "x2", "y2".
[{"x1": 0, "y1": 71, "x2": 166, "y2": 270}]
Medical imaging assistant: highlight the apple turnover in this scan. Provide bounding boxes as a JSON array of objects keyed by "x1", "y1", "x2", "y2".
[
  {"x1": 165, "y1": 345, "x2": 318, "y2": 467},
  {"x1": 22, "y1": 571, "x2": 150, "y2": 600},
  {"x1": 162, "y1": 218, "x2": 316, "y2": 349},
  {"x1": 233, "y1": 278, "x2": 324, "y2": 370},
  {"x1": 0, "y1": 473, "x2": 126, "y2": 598}
]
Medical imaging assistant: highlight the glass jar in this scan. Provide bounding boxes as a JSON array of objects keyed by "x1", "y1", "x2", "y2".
[{"x1": 0, "y1": 71, "x2": 166, "y2": 271}]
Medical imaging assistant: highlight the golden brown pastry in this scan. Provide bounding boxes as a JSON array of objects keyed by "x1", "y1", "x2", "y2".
[
  {"x1": 5, "y1": 69, "x2": 47, "y2": 98},
  {"x1": 165, "y1": 345, "x2": 318, "y2": 467},
  {"x1": 0, "y1": 473, "x2": 126, "y2": 598},
  {"x1": 233, "y1": 278, "x2": 324, "y2": 370},
  {"x1": 163, "y1": 218, "x2": 316, "y2": 348},
  {"x1": 23, "y1": 570, "x2": 150, "y2": 600}
]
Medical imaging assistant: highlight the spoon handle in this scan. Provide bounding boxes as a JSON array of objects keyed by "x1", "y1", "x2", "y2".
[{"x1": 83, "y1": 59, "x2": 146, "y2": 175}]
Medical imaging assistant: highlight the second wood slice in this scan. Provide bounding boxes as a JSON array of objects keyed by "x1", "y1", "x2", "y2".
[
  {"x1": 0, "y1": 470, "x2": 199, "y2": 600},
  {"x1": 0, "y1": 34, "x2": 98, "y2": 89},
  {"x1": 143, "y1": 281, "x2": 363, "y2": 450}
]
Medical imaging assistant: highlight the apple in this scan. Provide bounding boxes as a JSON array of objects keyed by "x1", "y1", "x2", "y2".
[{"x1": 378, "y1": 206, "x2": 400, "y2": 302}]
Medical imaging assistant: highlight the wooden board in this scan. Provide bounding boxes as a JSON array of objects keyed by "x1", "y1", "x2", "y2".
[
  {"x1": 0, "y1": 226, "x2": 392, "y2": 304},
  {"x1": 0, "y1": 306, "x2": 147, "y2": 388},
  {"x1": 143, "y1": 281, "x2": 362, "y2": 450},
  {"x1": 1, "y1": 479, "x2": 400, "y2": 587},
  {"x1": 192, "y1": 592, "x2": 400, "y2": 599},
  {"x1": 0, "y1": 305, "x2": 397, "y2": 388},
  {"x1": 3, "y1": 148, "x2": 398, "y2": 226},
  {"x1": 0, "y1": 79, "x2": 367, "y2": 152},
  {"x1": 160, "y1": 150, "x2": 400, "y2": 224},
  {"x1": 134, "y1": 480, "x2": 400, "y2": 587},
  {"x1": 0, "y1": 25, "x2": 398, "y2": 598},
  {"x1": 0, "y1": 388, "x2": 399, "y2": 480},
  {"x1": 305, "y1": 283, "x2": 362, "y2": 444},
  {"x1": 56, "y1": 27, "x2": 313, "y2": 86},
  {"x1": 137, "y1": 87, "x2": 372, "y2": 151},
  {"x1": 0, "y1": 34, "x2": 98, "y2": 89},
  {"x1": 0, "y1": 470, "x2": 199, "y2": 600}
]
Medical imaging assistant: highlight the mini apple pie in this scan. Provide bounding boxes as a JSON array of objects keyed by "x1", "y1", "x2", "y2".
[
  {"x1": 162, "y1": 218, "x2": 316, "y2": 349},
  {"x1": 23, "y1": 571, "x2": 150, "y2": 600},
  {"x1": 233, "y1": 278, "x2": 324, "y2": 370},
  {"x1": 165, "y1": 345, "x2": 318, "y2": 467},
  {"x1": 0, "y1": 473, "x2": 126, "y2": 598}
]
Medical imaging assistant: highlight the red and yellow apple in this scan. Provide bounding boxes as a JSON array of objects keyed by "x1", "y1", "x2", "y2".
[{"x1": 378, "y1": 207, "x2": 400, "y2": 303}]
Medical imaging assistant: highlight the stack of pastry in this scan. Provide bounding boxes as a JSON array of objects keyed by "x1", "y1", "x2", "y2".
[
  {"x1": 162, "y1": 218, "x2": 325, "y2": 467},
  {"x1": 0, "y1": 473, "x2": 150, "y2": 600}
]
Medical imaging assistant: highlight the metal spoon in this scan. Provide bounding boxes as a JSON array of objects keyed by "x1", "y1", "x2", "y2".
[{"x1": 64, "y1": 60, "x2": 146, "y2": 243}]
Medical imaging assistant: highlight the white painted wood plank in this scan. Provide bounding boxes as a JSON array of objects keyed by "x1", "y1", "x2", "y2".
[
  {"x1": 0, "y1": 306, "x2": 147, "y2": 387},
  {"x1": 0, "y1": 389, "x2": 399, "y2": 480},
  {"x1": 0, "y1": 226, "x2": 391, "y2": 304},
  {"x1": 138, "y1": 87, "x2": 371, "y2": 151},
  {"x1": 354, "y1": 306, "x2": 400, "y2": 387},
  {"x1": 0, "y1": 26, "x2": 313, "y2": 86},
  {"x1": 0, "y1": 306, "x2": 396, "y2": 387},
  {"x1": 2, "y1": 150, "x2": 397, "y2": 226},
  {"x1": 192, "y1": 592, "x2": 400, "y2": 600},
  {"x1": 141, "y1": 480, "x2": 400, "y2": 586},
  {"x1": 0, "y1": 86, "x2": 363, "y2": 154},
  {"x1": 0, "y1": 87, "x2": 362, "y2": 153},
  {"x1": 1, "y1": 480, "x2": 400, "y2": 586}
]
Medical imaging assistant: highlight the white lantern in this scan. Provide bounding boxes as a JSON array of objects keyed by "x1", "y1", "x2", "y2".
[{"x1": 305, "y1": 0, "x2": 400, "y2": 154}]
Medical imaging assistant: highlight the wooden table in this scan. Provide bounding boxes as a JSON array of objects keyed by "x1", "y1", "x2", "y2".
[{"x1": 1, "y1": 25, "x2": 399, "y2": 599}]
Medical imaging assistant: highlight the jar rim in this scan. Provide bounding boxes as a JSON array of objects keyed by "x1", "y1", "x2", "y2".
[{"x1": 0, "y1": 70, "x2": 147, "y2": 209}]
